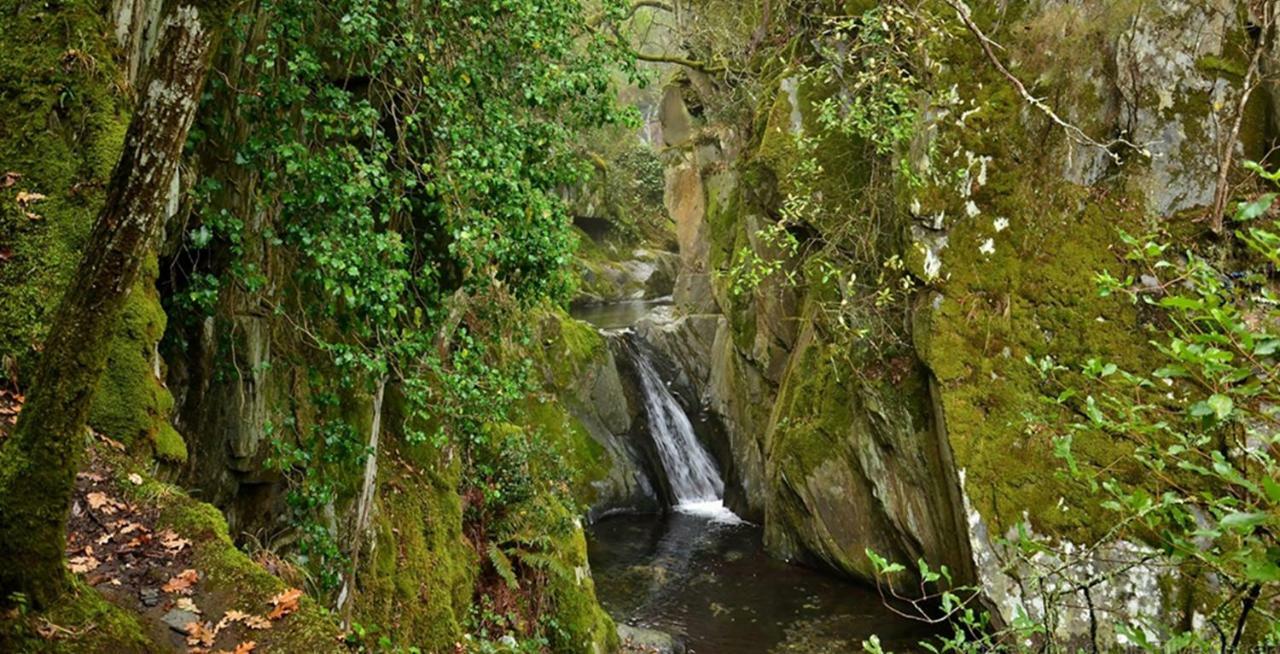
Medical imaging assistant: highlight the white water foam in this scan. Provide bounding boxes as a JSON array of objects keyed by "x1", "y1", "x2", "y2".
[{"x1": 674, "y1": 500, "x2": 748, "y2": 526}]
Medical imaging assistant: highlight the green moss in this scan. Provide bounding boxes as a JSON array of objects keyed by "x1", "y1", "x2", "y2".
[
  {"x1": 536, "y1": 310, "x2": 607, "y2": 393},
  {"x1": 913, "y1": 71, "x2": 1158, "y2": 541},
  {"x1": 352, "y1": 443, "x2": 476, "y2": 650},
  {"x1": 0, "y1": 578, "x2": 155, "y2": 653},
  {"x1": 520, "y1": 397, "x2": 610, "y2": 507},
  {"x1": 142, "y1": 480, "x2": 342, "y2": 650},
  {"x1": 539, "y1": 503, "x2": 618, "y2": 654},
  {"x1": 87, "y1": 256, "x2": 185, "y2": 463},
  {"x1": 0, "y1": 0, "x2": 130, "y2": 379}
]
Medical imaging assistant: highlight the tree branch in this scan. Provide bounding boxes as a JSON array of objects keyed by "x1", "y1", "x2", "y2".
[
  {"x1": 944, "y1": 0, "x2": 1148, "y2": 165},
  {"x1": 589, "y1": 0, "x2": 674, "y2": 28}
]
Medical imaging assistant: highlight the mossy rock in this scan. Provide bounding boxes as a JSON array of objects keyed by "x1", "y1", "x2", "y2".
[
  {"x1": 530, "y1": 501, "x2": 619, "y2": 654},
  {"x1": 0, "y1": 579, "x2": 155, "y2": 653},
  {"x1": 0, "y1": 0, "x2": 130, "y2": 379},
  {"x1": 352, "y1": 441, "x2": 476, "y2": 650},
  {"x1": 88, "y1": 256, "x2": 186, "y2": 464}
]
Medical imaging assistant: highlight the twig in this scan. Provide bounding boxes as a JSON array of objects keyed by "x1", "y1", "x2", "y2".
[
  {"x1": 588, "y1": 0, "x2": 674, "y2": 27},
  {"x1": 943, "y1": 0, "x2": 1148, "y2": 165},
  {"x1": 1210, "y1": 1, "x2": 1273, "y2": 234}
]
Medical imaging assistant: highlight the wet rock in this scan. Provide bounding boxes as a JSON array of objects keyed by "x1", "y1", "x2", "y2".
[{"x1": 618, "y1": 624, "x2": 686, "y2": 654}]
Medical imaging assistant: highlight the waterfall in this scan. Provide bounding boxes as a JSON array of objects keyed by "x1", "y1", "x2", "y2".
[{"x1": 628, "y1": 341, "x2": 724, "y2": 506}]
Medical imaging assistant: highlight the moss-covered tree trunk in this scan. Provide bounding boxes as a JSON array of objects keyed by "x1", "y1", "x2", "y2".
[{"x1": 0, "y1": 0, "x2": 225, "y2": 607}]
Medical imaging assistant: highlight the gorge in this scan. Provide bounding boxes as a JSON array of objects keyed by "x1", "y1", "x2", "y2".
[{"x1": 3, "y1": 0, "x2": 1280, "y2": 653}]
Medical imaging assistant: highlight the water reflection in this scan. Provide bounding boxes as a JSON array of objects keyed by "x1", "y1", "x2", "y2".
[
  {"x1": 588, "y1": 511, "x2": 935, "y2": 653},
  {"x1": 571, "y1": 298, "x2": 672, "y2": 330}
]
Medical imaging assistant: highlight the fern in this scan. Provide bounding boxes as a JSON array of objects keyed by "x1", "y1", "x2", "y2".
[
  {"x1": 487, "y1": 542, "x2": 519, "y2": 590},
  {"x1": 510, "y1": 548, "x2": 574, "y2": 581}
]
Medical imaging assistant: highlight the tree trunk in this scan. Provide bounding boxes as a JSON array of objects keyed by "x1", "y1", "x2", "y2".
[{"x1": 0, "y1": 0, "x2": 225, "y2": 607}]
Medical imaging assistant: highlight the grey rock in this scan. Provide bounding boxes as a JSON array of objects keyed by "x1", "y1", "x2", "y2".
[
  {"x1": 161, "y1": 608, "x2": 200, "y2": 633},
  {"x1": 618, "y1": 624, "x2": 686, "y2": 654}
]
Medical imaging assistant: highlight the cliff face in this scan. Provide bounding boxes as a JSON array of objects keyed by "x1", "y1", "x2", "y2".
[{"x1": 617, "y1": 0, "x2": 1278, "y2": 645}]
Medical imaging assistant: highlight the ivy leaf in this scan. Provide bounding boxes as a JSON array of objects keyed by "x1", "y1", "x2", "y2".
[
  {"x1": 1219, "y1": 511, "x2": 1269, "y2": 532},
  {"x1": 1207, "y1": 394, "x2": 1234, "y2": 420}
]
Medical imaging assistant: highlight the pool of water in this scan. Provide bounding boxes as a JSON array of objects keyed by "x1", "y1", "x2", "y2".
[
  {"x1": 587, "y1": 508, "x2": 938, "y2": 653},
  {"x1": 571, "y1": 298, "x2": 672, "y2": 330}
]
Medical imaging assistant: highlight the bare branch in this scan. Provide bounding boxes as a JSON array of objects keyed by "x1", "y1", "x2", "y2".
[
  {"x1": 633, "y1": 50, "x2": 723, "y2": 72},
  {"x1": 944, "y1": 0, "x2": 1149, "y2": 165},
  {"x1": 1210, "y1": 0, "x2": 1273, "y2": 234},
  {"x1": 589, "y1": 0, "x2": 674, "y2": 28}
]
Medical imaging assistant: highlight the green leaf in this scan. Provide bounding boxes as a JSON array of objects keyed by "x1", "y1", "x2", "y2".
[
  {"x1": 1084, "y1": 396, "x2": 1105, "y2": 425},
  {"x1": 1263, "y1": 477, "x2": 1280, "y2": 504},
  {"x1": 1219, "y1": 511, "x2": 1269, "y2": 532},
  {"x1": 1207, "y1": 394, "x2": 1234, "y2": 420},
  {"x1": 1235, "y1": 193, "x2": 1277, "y2": 222}
]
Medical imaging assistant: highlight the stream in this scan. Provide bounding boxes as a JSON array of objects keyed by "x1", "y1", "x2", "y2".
[{"x1": 574, "y1": 300, "x2": 934, "y2": 653}]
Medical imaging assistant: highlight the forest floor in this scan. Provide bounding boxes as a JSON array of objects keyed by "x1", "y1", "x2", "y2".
[
  {"x1": 0, "y1": 417, "x2": 334, "y2": 653},
  {"x1": 60, "y1": 446, "x2": 299, "y2": 653}
]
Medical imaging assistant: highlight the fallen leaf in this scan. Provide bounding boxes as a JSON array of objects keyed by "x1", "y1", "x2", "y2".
[
  {"x1": 0, "y1": 172, "x2": 21, "y2": 188},
  {"x1": 77, "y1": 471, "x2": 105, "y2": 483},
  {"x1": 93, "y1": 431, "x2": 126, "y2": 452},
  {"x1": 15, "y1": 191, "x2": 46, "y2": 205},
  {"x1": 218, "y1": 609, "x2": 272, "y2": 632},
  {"x1": 68, "y1": 555, "x2": 99, "y2": 574},
  {"x1": 176, "y1": 597, "x2": 201, "y2": 614},
  {"x1": 118, "y1": 522, "x2": 146, "y2": 536},
  {"x1": 127, "y1": 473, "x2": 143, "y2": 486},
  {"x1": 267, "y1": 588, "x2": 302, "y2": 620},
  {"x1": 162, "y1": 569, "x2": 199, "y2": 594},
  {"x1": 185, "y1": 620, "x2": 216, "y2": 648},
  {"x1": 85, "y1": 491, "x2": 123, "y2": 514},
  {"x1": 158, "y1": 529, "x2": 191, "y2": 552},
  {"x1": 242, "y1": 614, "x2": 271, "y2": 630},
  {"x1": 15, "y1": 191, "x2": 47, "y2": 220},
  {"x1": 233, "y1": 641, "x2": 256, "y2": 654}
]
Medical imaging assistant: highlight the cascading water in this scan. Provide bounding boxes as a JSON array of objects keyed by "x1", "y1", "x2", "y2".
[
  {"x1": 617, "y1": 335, "x2": 744, "y2": 524},
  {"x1": 582, "y1": 308, "x2": 926, "y2": 653}
]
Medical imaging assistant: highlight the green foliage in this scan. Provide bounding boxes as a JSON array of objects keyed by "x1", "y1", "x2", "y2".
[
  {"x1": 176, "y1": 0, "x2": 635, "y2": 596},
  {"x1": 727, "y1": 3, "x2": 949, "y2": 357},
  {"x1": 867, "y1": 162, "x2": 1280, "y2": 652}
]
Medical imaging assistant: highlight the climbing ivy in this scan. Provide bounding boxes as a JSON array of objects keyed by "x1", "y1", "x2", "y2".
[{"x1": 178, "y1": 0, "x2": 637, "y2": 598}]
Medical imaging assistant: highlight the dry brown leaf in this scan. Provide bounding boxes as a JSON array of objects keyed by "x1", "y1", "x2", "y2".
[
  {"x1": 266, "y1": 587, "x2": 302, "y2": 620},
  {"x1": 185, "y1": 620, "x2": 216, "y2": 648},
  {"x1": 93, "y1": 431, "x2": 126, "y2": 452},
  {"x1": 0, "y1": 172, "x2": 21, "y2": 189},
  {"x1": 76, "y1": 471, "x2": 104, "y2": 482},
  {"x1": 158, "y1": 529, "x2": 191, "y2": 552},
  {"x1": 118, "y1": 522, "x2": 145, "y2": 536},
  {"x1": 161, "y1": 568, "x2": 199, "y2": 594},
  {"x1": 68, "y1": 555, "x2": 99, "y2": 574},
  {"x1": 85, "y1": 491, "x2": 123, "y2": 514},
  {"x1": 242, "y1": 614, "x2": 271, "y2": 630},
  {"x1": 233, "y1": 641, "x2": 256, "y2": 654},
  {"x1": 127, "y1": 472, "x2": 143, "y2": 486},
  {"x1": 15, "y1": 191, "x2": 47, "y2": 220},
  {"x1": 176, "y1": 597, "x2": 201, "y2": 614},
  {"x1": 14, "y1": 191, "x2": 45, "y2": 205}
]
